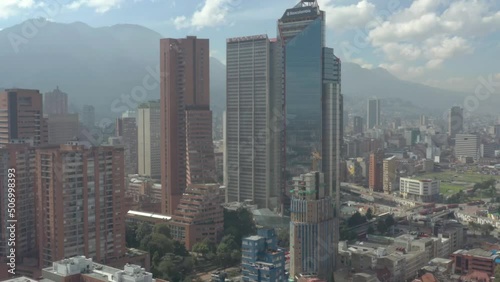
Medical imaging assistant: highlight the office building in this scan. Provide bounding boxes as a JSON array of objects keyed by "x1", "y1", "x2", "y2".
[
  {"x1": 353, "y1": 116, "x2": 363, "y2": 134},
  {"x1": 400, "y1": 177, "x2": 440, "y2": 202},
  {"x1": 448, "y1": 106, "x2": 463, "y2": 138},
  {"x1": 35, "y1": 142, "x2": 126, "y2": 267},
  {"x1": 225, "y1": 35, "x2": 282, "y2": 210},
  {"x1": 367, "y1": 98, "x2": 381, "y2": 129},
  {"x1": 44, "y1": 86, "x2": 68, "y2": 115},
  {"x1": 455, "y1": 133, "x2": 480, "y2": 160},
  {"x1": 404, "y1": 128, "x2": 420, "y2": 146},
  {"x1": 0, "y1": 144, "x2": 36, "y2": 265},
  {"x1": 168, "y1": 184, "x2": 224, "y2": 250},
  {"x1": 383, "y1": 156, "x2": 398, "y2": 194},
  {"x1": 242, "y1": 228, "x2": 287, "y2": 281},
  {"x1": 160, "y1": 36, "x2": 216, "y2": 215},
  {"x1": 116, "y1": 117, "x2": 138, "y2": 175},
  {"x1": 290, "y1": 171, "x2": 335, "y2": 279},
  {"x1": 420, "y1": 115, "x2": 427, "y2": 126},
  {"x1": 0, "y1": 89, "x2": 48, "y2": 146},
  {"x1": 47, "y1": 114, "x2": 79, "y2": 144},
  {"x1": 451, "y1": 249, "x2": 498, "y2": 276},
  {"x1": 138, "y1": 101, "x2": 161, "y2": 179},
  {"x1": 81, "y1": 105, "x2": 95, "y2": 128},
  {"x1": 369, "y1": 149, "x2": 384, "y2": 192}
]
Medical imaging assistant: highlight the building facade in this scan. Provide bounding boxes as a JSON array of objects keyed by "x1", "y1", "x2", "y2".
[
  {"x1": 137, "y1": 101, "x2": 161, "y2": 179},
  {"x1": 367, "y1": 98, "x2": 381, "y2": 130},
  {"x1": 168, "y1": 184, "x2": 224, "y2": 250},
  {"x1": 35, "y1": 142, "x2": 126, "y2": 267},
  {"x1": 116, "y1": 117, "x2": 138, "y2": 175},
  {"x1": 289, "y1": 171, "x2": 335, "y2": 279},
  {"x1": 81, "y1": 105, "x2": 95, "y2": 129},
  {"x1": 455, "y1": 134, "x2": 480, "y2": 160},
  {"x1": 0, "y1": 89, "x2": 48, "y2": 146},
  {"x1": 0, "y1": 144, "x2": 36, "y2": 265},
  {"x1": 399, "y1": 177, "x2": 440, "y2": 202},
  {"x1": 369, "y1": 149, "x2": 384, "y2": 192},
  {"x1": 160, "y1": 36, "x2": 216, "y2": 215},
  {"x1": 242, "y1": 228, "x2": 287, "y2": 281},
  {"x1": 47, "y1": 114, "x2": 79, "y2": 144},
  {"x1": 449, "y1": 106, "x2": 463, "y2": 138},
  {"x1": 383, "y1": 156, "x2": 398, "y2": 194},
  {"x1": 225, "y1": 35, "x2": 281, "y2": 210},
  {"x1": 353, "y1": 116, "x2": 364, "y2": 135},
  {"x1": 43, "y1": 87, "x2": 68, "y2": 115}
]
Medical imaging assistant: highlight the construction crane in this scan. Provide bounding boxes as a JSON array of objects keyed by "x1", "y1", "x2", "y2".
[{"x1": 312, "y1": 150, "x2": 321, "y2": 171}]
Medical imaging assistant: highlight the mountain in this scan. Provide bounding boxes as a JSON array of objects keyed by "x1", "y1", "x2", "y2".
[{"x1": 0, "y1": 19, "x2": 491, "y2": 119}]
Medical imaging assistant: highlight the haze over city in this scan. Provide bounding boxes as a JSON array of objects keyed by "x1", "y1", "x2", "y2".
[{"x1": 0, "y1": 0, "x2": 500, "y2": 282}]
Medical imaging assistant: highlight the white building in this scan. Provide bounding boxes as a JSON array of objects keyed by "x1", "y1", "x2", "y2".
[
  {"x1": 400, "y1": 177, "x2": 440, "y2": 202},
  {"x1": 455, "y1": 134, "x2": 479, "y2": 161}
]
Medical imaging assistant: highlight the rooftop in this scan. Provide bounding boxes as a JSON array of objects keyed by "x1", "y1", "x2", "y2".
[
  {"x1": 453, "y1": 248, "x2": 496, "y2": 258},
  {"x1": 127, "y1": 210, "x2": 171, "y2": 221}
]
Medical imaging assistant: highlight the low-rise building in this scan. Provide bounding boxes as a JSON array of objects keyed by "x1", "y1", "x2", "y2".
[
  {"x1": 400, "y1": 177, "x2": 440, "y2": 202},
  {"x1": 241, "y1": 228, "x2": 287, "y2": 282},
  {"x1": 38, "y1": 256, "x2": 165, "y2": 282},
  {"x1": 451, "y1": 249, "x2": 498, "y2": 276}
]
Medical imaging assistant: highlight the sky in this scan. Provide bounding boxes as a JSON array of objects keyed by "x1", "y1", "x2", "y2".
[{"x1": 1, "y1": 0, "x2": 499, "y2": 93}]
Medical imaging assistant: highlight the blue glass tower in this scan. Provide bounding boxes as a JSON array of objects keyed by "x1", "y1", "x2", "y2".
[{"x1": 241, "y1": 229, "x2": 287, "y2": 281}]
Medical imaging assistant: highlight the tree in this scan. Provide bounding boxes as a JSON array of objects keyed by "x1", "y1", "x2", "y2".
[
  {"x1": 277, "y1": 228, "x2": 290, "y2": 248},
  {"x1": 385, "y1": 215, "x2": 396, "y2": 227},
  {"x1": 146, "y1": 233, "x2": 173, "y2": 258},
  {"x1": 223, "y1": 208, "x2": 257, "y2": 245},
  {"x1": 377, "y1": 220, "x2": 388, "y2": 234},
  {"x1": 348, "y1": 211, "x2": 366, "y2": 227},
  {"x1": 135, "y1": 222, "x2": 152, "y2": 244},
  {"x1": 481, "y1": 223, "x2": 495, "y2": 236},
  {"x1": 192, "y1": 241, "x2": 210, "y2": 257},
  {"x1": 126, "y1": 223, "x2": 139, "y2": 248},
  {"x1": 367, "y1": 226, "x2": 375, "y2": 235},
  {"x1": 469, "y1": 222, "x2": 480, "y2": 236},
  {"x1": 173, "y1": 240, "x2": 189, "y2": 257},
  {"x1": 495, "y1": 265, "x2": 500, "y2": 282},
  {"x1": 366, "y1": 208, "x2": 374, "y2": 220},
  {"x1": 153, "y1": 223, "x2": 172, "y2": 239}
]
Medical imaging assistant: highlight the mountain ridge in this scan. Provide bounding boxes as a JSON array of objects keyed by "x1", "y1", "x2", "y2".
[{"x1": 0, "y1": 19, "x2": 487, "y2": 119}]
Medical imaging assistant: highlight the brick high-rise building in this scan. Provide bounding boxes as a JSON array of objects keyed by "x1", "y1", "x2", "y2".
[
  {"x1": 0, "y1": 143, "x2": 36, "y2": 266},
  {"x1": 35, "y1": 142, "x2": 126, "y2": 267},
  {"x1": 116, "y1": 117, "x2": 138, "y2": 175},
  {"x1": 369, "y1": 149, "x2": 384, "y2": 192},
  {"x1": 43, "y1": 86, "x2": 68, "y2": 115},
  {"x1": 168, "y1": 184, "x2": 224, "y2": 250},
  {"x1": 0, "y1": 89, "x2": 48, "y2": 146},
  {"x1": 160, "y1": 36, "x2": 216, "y2": 215}
]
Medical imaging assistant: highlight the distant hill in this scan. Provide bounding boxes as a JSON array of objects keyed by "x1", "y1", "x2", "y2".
[{"x1": 1, "y1": 19, "x2": 493, "y2": 119}]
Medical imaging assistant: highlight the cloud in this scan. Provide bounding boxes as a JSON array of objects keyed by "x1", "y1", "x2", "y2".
[
  {"x1": 361, "y1": 0, "x2": 499, "y2": 79},
  {"x1": 173, "y1": 0, "x2": 239, "y2": 30},
  {"x1": 0, "y1": 0, "x2": 36, "y2": 19},
  {"x1": 67, "y1": 0, "x2": 123, "y2": 13},
  {"x1": 318, "y1": 0, "x2": 376, "y2": 31}
]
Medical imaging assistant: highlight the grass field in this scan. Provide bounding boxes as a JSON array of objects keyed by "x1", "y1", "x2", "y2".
[{"x1": 417, "y1": 171, "x2": 500, "y2": 195}]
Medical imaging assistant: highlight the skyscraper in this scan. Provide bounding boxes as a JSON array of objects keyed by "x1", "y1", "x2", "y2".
[
  {"x1": 353, "y1": 116, "x2": 364, "y2": 134},
  {"x1": 455, "y1": 133, "x2": 480, "y2": 160},
  {"x1": 35, "y1": 142, "x2": 126, "y2": 267},
  {"x1": 369, "y1": 148, "x2": 384, "y2": 192},
  {"x1": 0, "y1": 143, "x2": 36, "y2": 265},
  {"x1": 225, "y1": 35, "x2": 282, "y2": 209},
  {"x1": 44, "y1": 86, "x2": 68, "y2": 115},
  {"x1": 137, "y1": 101, "x2": 160, "y2": 178},
  {"x1": 81, "y1": 104, "x2": 95, "y2": 128},
  {"x1": 160, "y1": 36, "x2": 216, "y2": 215},
  {"x1": 449, "y1": 106, "x2": 463, "y2": 138},
  {"x1": 289, "y1": 171, "x2": 335, "y2": 279},
  {"x1": 116, "y1": 116, "x2": 138, "y2": 175},
  {"x1": 47, "y1": 114, "x2": 79, "y2": 144},
  {"x1": 0, "y1": 89, "x2": 48, "y2": 146},
  {"x1": 367, "y1": 98, "x2": 381, "y2": 129}
]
